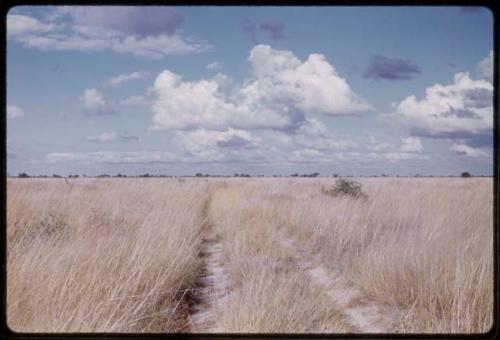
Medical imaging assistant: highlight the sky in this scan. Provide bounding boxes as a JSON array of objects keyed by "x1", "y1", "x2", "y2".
[{"x1": 6, "y1": 6, "x2": 494, "y2": 176}]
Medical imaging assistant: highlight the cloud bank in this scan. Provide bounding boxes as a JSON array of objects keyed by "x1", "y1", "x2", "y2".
[{"x1": 7, "y1": 7, "x2": 210, "y2": 59}]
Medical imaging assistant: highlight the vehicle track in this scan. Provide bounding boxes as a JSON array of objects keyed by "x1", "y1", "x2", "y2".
[
  {"x1": 278, "y1": 232, "x2": 396, "y2": 333},
  {"x1": 186, "y1": 184, "x2": 396, "y2": 333},
  {"x1": 187, "y1": 192, "x2": 230, "y2": 332}
]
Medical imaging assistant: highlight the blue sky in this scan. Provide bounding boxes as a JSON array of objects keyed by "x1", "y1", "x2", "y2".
[{"x1": 6, "y1": 6, "x2": 494, "y2": 176}]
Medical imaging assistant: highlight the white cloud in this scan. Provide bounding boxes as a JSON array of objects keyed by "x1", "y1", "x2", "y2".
[
  {"x1": 286, "y1": 130, "x2": 428, "y2": 163},
  {"x1": 206, "y1": 62, "x2": 221, "y2": 70},
  {"x1": 450, "y1": 143, "x2": 489, "y2": 158},
  {"x1": 151, "y1": 45, "x2": 370, "y2": 131},
  {"x1": 81, "y1": 88, "x2": 114, "y2": 115},
  {"x1": 7, "y1": 14, "x2": 58, "y2": 38},
  {"x1": 7, "y1": 104, "x2": 25, "y2": 119},
  {"x1": 103, "y1": 71, "x2": 150, "y2": 88},
  {"x1": 477, "y1": 50, "x2": 493, "y2": 83},
  {"x1": 151, "y1": 70, "x2": 243, "y2": 130},
  {"x1": 46, "y1": 150, "x2": 174, "y2": 164},
  {"x1": 400, "y1": 137, "x2": 423, "y2": 152},
  {"x1": 7, "y1": 8, "x2": 211, "y2": 59},
  {"x1": 109, "y1": 34, "x2": 209, "y2": 59},
  {"x1": 395, "y1": 71, "x2": 492, "y2": 137},
  {"x1": 171, "y1": 123, "x2": 428, "y2": 166},
  {"x1": 245, "y1": 45, "x2": 371, "y2": 116},
  {"x1": 16, "y1": 32, "x2": 208, "y2": 59}
]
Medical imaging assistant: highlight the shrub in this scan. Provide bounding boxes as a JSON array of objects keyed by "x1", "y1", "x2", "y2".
[
  {"x1": 461, "y1": 172, "x2": 472, "y2": 178},
  {"x1": 322, "y1": 178, "x2": 367, "y2": 199}
]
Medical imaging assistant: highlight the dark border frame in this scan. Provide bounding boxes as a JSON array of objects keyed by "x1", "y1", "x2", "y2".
[{"x1": 0, "y1": 1, "x2": 498, "y2": 339}]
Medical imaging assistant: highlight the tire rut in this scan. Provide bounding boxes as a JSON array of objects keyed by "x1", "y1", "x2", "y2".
[
  {"x1": 186, "y1": 190, "x2": 230, "y2": 332},
  {"x1": 278, "y1": 232, "x2": 396, "y2": 333}
]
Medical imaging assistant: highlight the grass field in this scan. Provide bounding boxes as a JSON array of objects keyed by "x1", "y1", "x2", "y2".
[{"x1": 6, "y1": 177, "x2": 493, "y2": 333}]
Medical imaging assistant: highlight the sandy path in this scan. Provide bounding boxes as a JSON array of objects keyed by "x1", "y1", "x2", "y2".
[
  {"x1": 279, "y1": 233, "x2": 395, "y2": 333},
  {"x1": 188, "y1": 185, "x2": 395, "y2": 333},
  {"x1": 187, "y1": 196, "x2": 230, "y2": 332}
]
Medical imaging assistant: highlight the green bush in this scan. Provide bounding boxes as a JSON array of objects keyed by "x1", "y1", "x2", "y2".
[{"x1": 321, "y1": 178, "x2": 367, "y2": 199}]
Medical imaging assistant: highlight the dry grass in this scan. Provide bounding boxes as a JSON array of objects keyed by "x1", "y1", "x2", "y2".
[
  {"x1": 7, "y1": 178, "x2": 213, "y2": 332},
  {"x1": 7, "y1": 177, "x2": 493, "y2": 333},
  {"x1": 256, "y1": 178, "x2": 493, "y2": 333},
  {"x1": 206, "y1": 182, "x2": 355, "y2": 333}
]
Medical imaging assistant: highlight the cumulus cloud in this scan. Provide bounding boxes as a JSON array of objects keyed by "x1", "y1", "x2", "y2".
[
  {"x1": 151, "y1": 45, "x2": 370, "y2": 131},
  {"x1": 7, "y1": 7, "x2": 210, "y2": 59},
  {"x1": 246, "y1": 45, "x2": 371, "y2": 115},
  {"x1": 103, "y1": 71, "x2": 150, "y2": 88},
  {"x1": 450, "y1": 143, "x2": 489, "y2": 158},
  {"x1": 400, "y1": 137, "x2": 423, "y2": 152},
  {"x1": 394, "y1": 72, "x2": 492, "y2": 137},
  {"x1": 7, "y1": 104, "x2": 25, "y2": 119},
  {"x1": 476, "y1": 50, "x2": 493, "y2": 83},
  {"x1": 363, "y1": 55, "x2": 421, "y2": 80},
  {"x1": 151, "y1": 70, "x2": 244, "y2": 130},
  {"x1": 85, "y1": 131, "x2": 140, "y2": 143},
  {"x1": 81, "y1": 88, "x2": 114, "y2": 115}
]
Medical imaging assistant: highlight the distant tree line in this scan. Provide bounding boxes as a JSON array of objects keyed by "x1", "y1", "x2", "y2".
[
  {"x1": 11, "y1": 171, "x2": 483, "y2": 178},
  {"x1": 290, "y1": 172, "x2": 320, "y2": 178}
]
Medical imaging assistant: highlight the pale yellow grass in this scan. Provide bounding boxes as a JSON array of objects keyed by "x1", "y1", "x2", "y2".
[
  {"x1": 7, "y1": 178, "x2": 212, "y2": 332},
  {"x1": 206, "y1": 181, "x2": 355, "y2": 333},
  {"x1": 7, "y1": 177, "x2": 493, "y2": 333},
  {"x1": 251, "y1": 178, "x2": 493, "y2": 333}
]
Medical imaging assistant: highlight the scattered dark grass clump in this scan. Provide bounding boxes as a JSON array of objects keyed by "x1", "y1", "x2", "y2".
[{"x1": 321, "y1": 179, "x2": 367, "y2": 199}]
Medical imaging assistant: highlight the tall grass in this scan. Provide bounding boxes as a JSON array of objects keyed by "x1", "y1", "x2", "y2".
[
  {"x1": 7, "y1": 178, "x2": 211, "y2": 332},
  {"x1": 268, "y1": 178, "x2": 493, "y2": 333},
  {"x1": 207, "y1": 181, "x2": 355, "y2": 332},
  {"x1": 7, "y1": 177, "x2": 493, "y2": 333}
]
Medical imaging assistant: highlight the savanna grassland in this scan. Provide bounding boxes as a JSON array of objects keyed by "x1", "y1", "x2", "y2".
[{"x1": 7, "y1": 177, "x2": 493, "y2": 333}]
